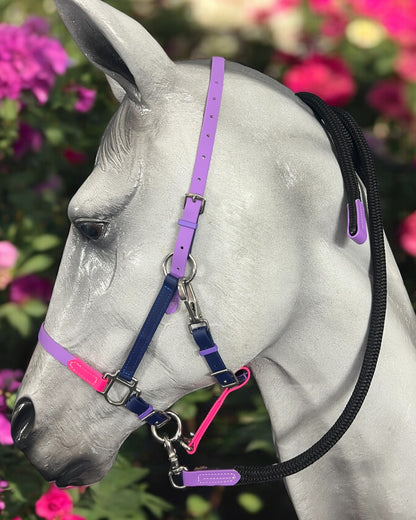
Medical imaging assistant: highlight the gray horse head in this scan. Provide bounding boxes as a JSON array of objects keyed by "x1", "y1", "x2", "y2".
[{"x1": 13, "y1": 3, "x2": 416, "y2": 518}]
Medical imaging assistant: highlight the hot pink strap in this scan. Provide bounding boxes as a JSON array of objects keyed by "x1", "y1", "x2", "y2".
[
  {"x1": 187, "y1": 366, "x2": 250, "y2": 454},
  {"x1": 170, "y1": 57, "x2": 225, "y2": 279}
]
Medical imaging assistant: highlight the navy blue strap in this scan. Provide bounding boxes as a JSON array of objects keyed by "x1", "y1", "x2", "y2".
[
  {"x1": 119, "y1": 274, "x2": 178, "y2": 382},
  {"x1": 192, "y1": 326, "x2": 238, "y2": 387},
  {"x1": 125, "y1": 394, "x2": 170, "y2": 427}
]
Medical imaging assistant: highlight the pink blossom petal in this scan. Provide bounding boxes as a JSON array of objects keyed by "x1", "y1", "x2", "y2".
[
  {"x1": 399, "y1": 211, "x2": 416, "y2": 256},
  {"x1": 0, "y1": 241, "x2": 19, "y2": 269},
  {"x1": 35, "y1": 485, "x2": 73, "y2": 520}
]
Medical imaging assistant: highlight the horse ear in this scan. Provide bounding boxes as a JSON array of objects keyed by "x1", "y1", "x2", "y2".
[{"x1": 54, "y1": 0, "x2": 174, "y2": 103}]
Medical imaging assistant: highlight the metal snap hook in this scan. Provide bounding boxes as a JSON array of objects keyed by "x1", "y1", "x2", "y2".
[{"x1": 150, "y1": 410, "x2": 183, "y2": 443}]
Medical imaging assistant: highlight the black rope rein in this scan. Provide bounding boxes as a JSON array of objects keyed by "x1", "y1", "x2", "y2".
[{"x1": 234, "y1": 92, "x2": 387, "y2": 485}]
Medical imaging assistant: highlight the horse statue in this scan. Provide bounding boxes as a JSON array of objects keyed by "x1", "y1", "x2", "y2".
[{"x1": 11, "y1": 0, "x2": 416, "y2": 518}]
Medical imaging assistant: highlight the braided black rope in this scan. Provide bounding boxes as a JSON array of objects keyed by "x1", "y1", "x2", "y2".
[{"x1": 234, "y1": 93, "x2": 387, "y2": 484}]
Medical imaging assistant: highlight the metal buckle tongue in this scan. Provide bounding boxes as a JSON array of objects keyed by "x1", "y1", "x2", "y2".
[{"x1": 101, "y1": 370, "x2": 139, "y2": 406}]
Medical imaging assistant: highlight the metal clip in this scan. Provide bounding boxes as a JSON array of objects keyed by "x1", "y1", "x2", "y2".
[
  {"x1": 178, "y1": 279, "x2": 209, "y2": 332},
  {"x1": 150, "y1": 411, "x2": 188, "y2": 489}
]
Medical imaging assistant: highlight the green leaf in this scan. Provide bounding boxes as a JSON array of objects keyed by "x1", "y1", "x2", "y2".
[
  {"x1": 32, "y1": 234, "x2": 61, "y2": 251},
  {"x1": 0, "y1": 303, "x2": 17, "y2": 318},
  {"x1": 22, "y1": 299, "x2": 48, "y2": 318},
  {"x1": 0, "y1": 99, "x2": 19, "y2": 121},
  {"x1": 45, "y1": 126, "x2": 64, "y2": 145},
  {"x1": 17, "y1": 254, "x2": 54, "y2": 275},
  {"x1": 4, "y1": 305, "x2": 32, "y2": 337},
  {"x1": 187, "y1": 494, "x2": 211, "y2": 517},
  {"x1": 237, "y1": 493, "x2": 264, "y2": 514}
]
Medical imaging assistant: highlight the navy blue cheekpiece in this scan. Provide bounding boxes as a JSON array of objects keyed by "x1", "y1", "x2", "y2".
[{"x1": 119, "y1": 274, "x2": 179, "y2": 383}]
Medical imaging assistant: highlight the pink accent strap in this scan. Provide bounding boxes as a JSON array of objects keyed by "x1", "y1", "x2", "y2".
[
  {"x1": 170, "y1": 57, "x2": 225, "y2": 279},
  {"x1": 187, "y1": 367, "x2": 250, "y2": 454},
  {"x1": 182, "y1": 469, "x2": 241, "y2": 487},
  {"x1": 38, "y1": 323, "x2": 109, "y2": 392},
  {"x1": 68, "y1": 359, "x2": 108, "y2": 392}
]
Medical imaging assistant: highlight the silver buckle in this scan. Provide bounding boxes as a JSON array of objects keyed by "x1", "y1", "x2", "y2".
[
  {"x1": 184, "y1": 193, "x2": 206, "y2": 214},
  {"x1": 101, "y1": 370, "x2": 139, "y2": 406},
  {"x1": 211, "y1": 368, "x2": 239, "y2": 388}
]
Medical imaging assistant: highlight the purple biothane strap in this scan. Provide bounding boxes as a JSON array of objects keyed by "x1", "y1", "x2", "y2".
[
  {"x1": 347, "y1": 199, "x2": 367, "y2": 244},
  {"x1": 38, "y1": 323, "x2": 109, "y2": 393},
  {"x1": 170, "y1": 56, "x2": 225, "y2": 279},
  {"x1": 181, "y1": 469, "x2": 241, "y2": 487}
]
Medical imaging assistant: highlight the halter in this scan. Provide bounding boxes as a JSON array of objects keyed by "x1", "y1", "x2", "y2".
[{"x1": 38, "y1": 57, "x2": 387, "y2": 488}]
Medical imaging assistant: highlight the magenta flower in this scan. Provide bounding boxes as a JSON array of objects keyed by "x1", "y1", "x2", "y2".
[
  {"x1": 0, "y1": 369, "x2": 23, "y2": 393},
  {"x1": 283, "y1": 54, "x2": 356, "y2": 106},
  {"x1": 0, "y1": 369, "x2": 23, "y2": 445},
  {"x1": 10, "y1": 275, "x2": 53, "y2": 304},
  {"x1": 0, "y1": 61, "x2": 22, "y2": 99},
  {"x1": 23, "y1": 16, "x2": 50, "y2": 35},
  {"x1": 0, "y1": 18, "x2": 68, "y2": 104},
  {"x1": 13, "y1": 122, "x2": 43, "y2": 159},
  {"x1": 63, "y1": 148, "x2": 88, "y2": 165},
  {"x1": 367, "y1": 79, "x2": 412, "y2": 122},
  {"x1": 35, "y1": 485, "x2": 73, "y2": 520},
  {"x1": 399, "y1": 211, "x2": 416, "y2": 256},
  {"x1": 67, "y1": 85, "x2": 96, "y2": 112},
  {"x1": 0, "y1": 414, "x2": 13, "y2": 445}
]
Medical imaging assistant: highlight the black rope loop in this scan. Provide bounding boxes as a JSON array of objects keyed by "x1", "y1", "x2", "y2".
[{"x1": 234, "y1": 93, "x2": 387, "y2": 485}]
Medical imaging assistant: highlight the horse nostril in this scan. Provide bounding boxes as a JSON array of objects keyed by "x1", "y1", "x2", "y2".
[{"x1": 11, "y1": 397, "x2": 36, "y2": 449}]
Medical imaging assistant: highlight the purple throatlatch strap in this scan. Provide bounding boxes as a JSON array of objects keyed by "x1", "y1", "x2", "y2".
[
  {"x1": 170, "y1": 56, "x2": 225, "y2": 280},
  {"x1": 182, "y1": 469, "x2": 241, "y2": 487},
  {"x1": 347, "y1": 199, "x2": 367, "y2": 244}
]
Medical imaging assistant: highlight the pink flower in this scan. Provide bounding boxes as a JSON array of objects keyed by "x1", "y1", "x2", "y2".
[
  {"x1": 250, "y1": 0, "x2": 300, "y2": 24},
  {"x1": 9, "y1": 275, "x2": 53, "y2": 304},
  {"x1": 35, "y1": 485, "x2": 73, "y2": 520},
  {"x1": 399, "y1": 211, "x2": 416, "y2": 256},
  {"x1": 13, "y1": 122, "x2": 43, "y2": 159},
  {"x1": 367, "y1": 79, "x2": 412, "y2": 122},
  {"x1": 63, "y1": 149, "x2": 88, "y2": 165},
  {"x1": 395, "y1": 46, "x2": 416, "y2": 82},
  {"x1": 283, "y1": 54, "x2": 356, "y2": 106},
  {"x1": 0, "y1": 241, "x2": 18, "y2": 269},
  {"x1": 67, "y1": 85, "x2": 96, "y2": 112},
  {"x1": 350, "y1": 0, "x2": 416, "y2": 46}
]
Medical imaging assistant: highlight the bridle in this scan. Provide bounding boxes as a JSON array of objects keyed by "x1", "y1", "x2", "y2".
[{"x1": 38, "y1": 57, "x2": 387, "y2": 488}]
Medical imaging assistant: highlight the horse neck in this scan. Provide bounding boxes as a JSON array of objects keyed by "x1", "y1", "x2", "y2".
[{"x1": 250, "y1": 233, "x2": 416, "y2": 519}]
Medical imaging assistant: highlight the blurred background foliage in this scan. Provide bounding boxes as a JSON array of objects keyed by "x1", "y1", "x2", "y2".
[{"x1": 1, "y1": 0, "x2": 416, "y2": 519}]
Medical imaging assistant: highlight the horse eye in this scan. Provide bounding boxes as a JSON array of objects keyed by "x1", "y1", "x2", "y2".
[{"x1": 75, "y1": 221, "x2": 107, "y2": 240}]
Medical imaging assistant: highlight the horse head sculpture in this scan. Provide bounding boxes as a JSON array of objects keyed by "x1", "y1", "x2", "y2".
[{"x1": 12, "y1": 0, "x2": 416, "y2": 518}]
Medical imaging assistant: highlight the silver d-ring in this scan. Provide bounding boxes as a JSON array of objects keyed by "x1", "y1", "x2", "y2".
[
  {"x1": 162, "y1": 253, "x2": 197, "y2": 283},
  {"x1": 150, "y1": 411, "x2": 183, "y2": 443}
]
